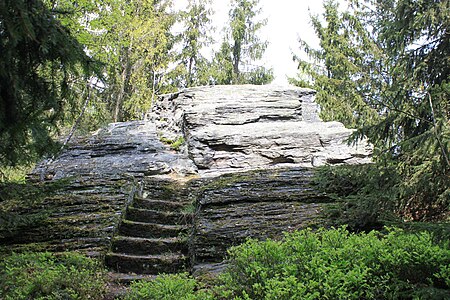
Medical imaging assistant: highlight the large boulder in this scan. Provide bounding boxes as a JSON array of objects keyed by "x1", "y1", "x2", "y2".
[{"x1": 151, "y1": 85, "x2": 371, "y2": 174}]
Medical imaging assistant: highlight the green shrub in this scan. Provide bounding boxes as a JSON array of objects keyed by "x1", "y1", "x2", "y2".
[
  {"x1": 124, "y1": 273, "x2": 214, "y2": 300},
  {"x1": 220, "y1": 227, "x2": 450, "y2": 300},
  {"x1": 313, "y1": 164, "x2": 399, "y2": 231},
  {"x1": 0, "y1": 252, "x2": 106, "y2": 300}
]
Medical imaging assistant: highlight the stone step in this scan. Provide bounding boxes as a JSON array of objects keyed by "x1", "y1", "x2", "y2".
[
  {"x1": 192, "y1": 262, "x2": 228, "y2": 278},
  {"x1": 111, "y1": 236, "x2": 188, "y2": 256},
  {"x1": 133, "y1": 197, "x2": 190, "y2": 212},
  {"x1": 108, "y1": 272, "x2": 157, "y2": 285},
  {"x1": 126, "y1": 207, "x2": 192, "y2": 225},
  {"x1": 105, "y1": 252, "x2": 188, "y2": 274},
  {"x1": 118, "y1": 220, "x2": 188, "y2": 238}
]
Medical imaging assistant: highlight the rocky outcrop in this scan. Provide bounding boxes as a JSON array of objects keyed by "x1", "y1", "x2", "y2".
[
  {"x1": 11, "y1": 121, "x2": 196, "y2": 256},
  {"x1": 4, "y1": 85, "x2": 372, "y2": 279},
  {"x1": 31, "y1": 121, "x2": 197, "y2": 180},
  {"x1": 193, "y1": 168, "x2": 330, "y2": 266},
  {"x1": 151, "y1": 85, "x2": 371, "y2": 173}
]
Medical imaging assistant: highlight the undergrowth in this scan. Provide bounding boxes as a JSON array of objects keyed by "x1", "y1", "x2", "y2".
[
  {"x1": 0, "y1": 252, "x2": 106, "y2": 300},
  {"x1": 1, "y1": 228, "x2": 448, "y2": 299},
  {"x1": 124, "y1": 273, "x2": 214, "y2": 300},
  {"x1": 312, "y1": 164, "x2": 449, "y2": 226},
  {"x1": 221, "y1": 227, "x2": 450, "y2": 299},
  {"x1": 125, "y1": 227, "x2": 450, "y2": 300}
]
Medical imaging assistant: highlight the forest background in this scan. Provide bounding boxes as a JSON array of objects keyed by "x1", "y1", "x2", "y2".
[
  {"x1": 0, "y1": 1, "x2": 449, "y2": 298},
  {"x1": 0, "y1": 0, "x2": 448, "y2": 221}
]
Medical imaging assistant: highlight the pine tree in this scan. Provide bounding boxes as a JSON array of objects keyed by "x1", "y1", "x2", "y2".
[
  {"x1": 297, "y1": 0, "x2": 449, "y2": 219},
  {"x1": 175, "y1": 0, "x2": 214, "y2": 87},
  {"x1": 352, "y1": 0, "x2": 450, "y2": 218},
  {"x1": 85, "y1": 0, "x2": 176, "y2": 121}
]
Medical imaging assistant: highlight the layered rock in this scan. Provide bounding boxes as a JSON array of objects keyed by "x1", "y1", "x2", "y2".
[
  {"x1": 31, "y1": 121, "x2": 197, "y2": 180},
  {"x1": 0, "y1": 179, "x2": 133, "y2": 256},
  {"x1": 4, "y1": 85, "x2": 372, "y2": 278},
  {"x1": 151, "y1": 85, "x2": 371, "y2": 173},
  {"x1": 10, "y1": 121, "x2": 196, "y2": 256},
  {"x1": 193, "y1": 168, "x2": 330, "y2": 266}
]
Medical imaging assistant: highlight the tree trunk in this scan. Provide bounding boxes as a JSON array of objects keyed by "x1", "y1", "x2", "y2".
[{"x1": 114, "y1": 47, "x2": 132, "y2": 122}]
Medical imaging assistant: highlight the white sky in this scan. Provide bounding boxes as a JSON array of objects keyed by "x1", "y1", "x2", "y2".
[{"x1": 174, "y1": 0, "x2": 346, "y2": 85}]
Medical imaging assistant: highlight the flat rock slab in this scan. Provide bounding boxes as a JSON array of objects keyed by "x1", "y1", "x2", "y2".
[{"x1": 31, "y1": 121, "x2": 197, "y2": 180}]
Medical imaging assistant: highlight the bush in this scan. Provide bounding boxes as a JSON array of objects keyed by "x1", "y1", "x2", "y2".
[
  {"x1": 0, "y1": 252, "x2": 106, "y2": 300},
  {"x1": 220, "y1": 227, "x2": 450, "y2": 300},
  {"x1": 312, "y1": 165, "x2": 400, "y2": 231},
  {"x1": 124, "y1": 273, "x2": 214, "y2": 300}
]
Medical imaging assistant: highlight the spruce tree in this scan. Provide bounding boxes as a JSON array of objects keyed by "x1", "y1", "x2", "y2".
[
  {"x1": 353, "y1": 0, "x2": 449, "y2": 218},
  {"x1": 85, "y1": 0, "x2": 176, "y2": 121},
  {"x1": 291, "y1": 0, "x2": 378, "y2": 128},
  {"x1": 296, "y1": 0, "x2": 449, "y2": 219},
  {"x1": 0, "y1": 0, "x2": 95, "y2": 166},
  {"x1": 211, "y1": 0, "x2": 273, "y2": 84},
  {"x1": 176, "y1": 0, "x2": 214, "y2": 87}
]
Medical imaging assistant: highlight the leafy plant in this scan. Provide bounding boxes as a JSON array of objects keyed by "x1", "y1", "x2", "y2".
[
  {"x1": 124, "y1": 273, "x2": 214, "y2": 300},
  {"x1": 219, "y1": 227, "x2": 450, "y2": 300},
  {"x1": 0, "y1": 252, "x2": 106, "y2": 300},
  {"x1": 159, "y1": 135, "x2": 185, "y2": 151}
]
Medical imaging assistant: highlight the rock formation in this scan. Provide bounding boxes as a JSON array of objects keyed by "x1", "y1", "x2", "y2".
[
  {"x1": 6, "y1": 85, "x2": 371, "y2": 280},
  {"x1": 152, "y1": 85, "x2": 371, "y2": 173}
]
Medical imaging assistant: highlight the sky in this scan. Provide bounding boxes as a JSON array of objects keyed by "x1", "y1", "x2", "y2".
[{"x1": 174, "y1": 0, "x2": 346, "y2": 85}]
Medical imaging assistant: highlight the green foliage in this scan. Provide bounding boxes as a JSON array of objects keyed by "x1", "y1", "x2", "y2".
[
  {"x1": 211, "y1": 0, "x2": 273, "y2": 85},
  {"x1": 313, "y1": 164, "x2": 399, "y2": 231},
  {"x1": 175, "y1": 0, "x2": 214, "y2": 88},
  {"x1": 291, "y1": 0, "x2": 379, "y2": 128},
  {"x1": 159, "y1": 135, "x2": 185, "y2": 151},
  {"x1": 0, "y1": 252, "x2": 106, "y2": 300},
  {"x1": 352, "y1": 0, "x2": 450, "y2": 220},
  {"x1": 170, "y1": 136, "x2": 186, "y2": 151},
  {"x1": 96, "y1": 0, "x2": 176, "y2": 121},
  {"x1": 0, "y1": 165, "x2": 33, "y2": 183},
  {"x1": 209, "y1": 41, "x2": 235, "y2": 85},
  {"x1": 294, "y1": 0, "x2": 449, "y2": 220},
  {"x1": 124, "y1": 273, "x2": 214, "y2": 300},
  {"x1": 220, "y1": 227, "x2": 450, "y2": 300},
  {"x1": 0, "y1": 0, "x2": 96, "y2": 166}
]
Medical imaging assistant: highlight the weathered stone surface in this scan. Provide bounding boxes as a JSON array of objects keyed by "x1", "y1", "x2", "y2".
[
  {"x1": 151, "y1": 85, "x2": 371, "y2": 173},
  {"x1": 192, "y1": 168, "x2": 330, "y2": 263},
  {"x1": 3, "y1": 121, "x2": 196, "y2": 256},
  {"x1": 3, "y1": 85, "x2": 373, "y2": 279},
  {"x1": 0, "y1": 179, "x2": 134, "y2": 256},
  {"x1": 30, "y1": 121, "x2": 197, "y2": 180}
]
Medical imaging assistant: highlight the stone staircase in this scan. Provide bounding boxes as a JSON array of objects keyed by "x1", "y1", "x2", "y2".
[{"x1": 105, "y1": 179, "x2": 193, "y2": 282}]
